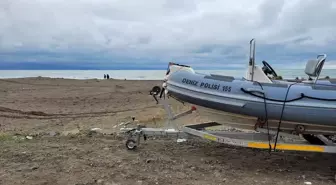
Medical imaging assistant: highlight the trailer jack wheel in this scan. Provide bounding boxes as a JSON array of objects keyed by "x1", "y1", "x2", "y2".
[{"x1": 126, "y1": 139, "x2": 137, "y2": 150}]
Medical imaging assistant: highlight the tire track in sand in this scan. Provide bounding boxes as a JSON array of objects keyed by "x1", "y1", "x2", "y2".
[{"x1": 0, "y1": 105, "x2": 159, "y2": 120}]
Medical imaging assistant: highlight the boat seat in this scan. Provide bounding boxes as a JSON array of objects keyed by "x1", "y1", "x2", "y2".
[{"x1": 305, "y1": 59, "x2": 324, "y2": 77}]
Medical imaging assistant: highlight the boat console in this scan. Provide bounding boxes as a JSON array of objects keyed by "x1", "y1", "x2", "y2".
[
  {"x1": 245, "y1": 39, "x2": 273, "y2": 83},
  {"x1": 246, "y1": 38, "x2": 328, "y2": 85},
  {"x1": 245, "y1": 64, "x2": 273, "y2": 83}
]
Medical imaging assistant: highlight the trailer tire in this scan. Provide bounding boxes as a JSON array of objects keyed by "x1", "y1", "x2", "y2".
[{"x1": 126, "y1": 139, "x2": 137, "y2": 150}]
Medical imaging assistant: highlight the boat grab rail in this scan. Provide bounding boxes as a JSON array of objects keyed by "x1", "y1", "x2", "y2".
[
  {"x1": 240, "y1": 87, "x2": 304, "y2": 103},
  {"x1": 241, "y1": 86, "x2": 336, "y2": 103},
  {"x1": 313, "y1": 54, "x2": 327, "y2": 84},
  {"x1": 244, "y1": 88, "x2": 265, "y2": 95}
]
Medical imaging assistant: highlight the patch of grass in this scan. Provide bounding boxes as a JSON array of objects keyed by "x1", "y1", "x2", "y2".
[
  {"x1": 0, "y1": 133, "x2": 29, "y2": 143},
  {"x1": 0, "y1": 133, "x2": 13, "y2": 141},
  {"x1": 0, "y1": 133, "x2": 15, "y2": 141}
]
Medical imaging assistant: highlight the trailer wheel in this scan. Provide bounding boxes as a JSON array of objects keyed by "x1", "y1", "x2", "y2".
[{"x1": 126, "y1": 139, "x2": 137, "y2": 150}]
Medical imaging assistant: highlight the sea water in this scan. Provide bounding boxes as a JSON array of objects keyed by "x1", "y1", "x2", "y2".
[{"x1": 0, "y1": 69, "x2": 335, "y2": 80}]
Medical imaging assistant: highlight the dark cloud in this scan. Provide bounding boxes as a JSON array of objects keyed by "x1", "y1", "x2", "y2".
[{"x1": 0, "y1": 0, "x2": 336, "y2": 69}]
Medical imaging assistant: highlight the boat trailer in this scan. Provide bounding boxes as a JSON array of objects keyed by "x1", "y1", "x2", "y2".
[{"x1": 119, "y1": 87, "x2": 336, "y2": 154}]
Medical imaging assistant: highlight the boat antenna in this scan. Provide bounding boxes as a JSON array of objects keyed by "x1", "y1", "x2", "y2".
[{"x1": 249, "y1": 39, "x2": 256, "y2": 81}]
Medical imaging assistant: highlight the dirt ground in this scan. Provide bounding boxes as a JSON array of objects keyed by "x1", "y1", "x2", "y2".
[{"x1": 0, "y1": 77, "x2": 335, "y2": 185}]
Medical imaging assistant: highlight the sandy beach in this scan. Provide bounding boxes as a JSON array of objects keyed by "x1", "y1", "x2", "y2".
[{"x1": 0, "y1": 77, "x2": 335, "y2": 185}]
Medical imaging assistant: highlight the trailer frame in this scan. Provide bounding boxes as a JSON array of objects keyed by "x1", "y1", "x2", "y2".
[{"x1": 119, "y1": 90, "x2": 336, "y2": 153}]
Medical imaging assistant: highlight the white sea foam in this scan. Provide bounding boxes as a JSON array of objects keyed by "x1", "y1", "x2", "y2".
[{"x1": 0, "y1": 69, "x2": 335, "y2": 80}]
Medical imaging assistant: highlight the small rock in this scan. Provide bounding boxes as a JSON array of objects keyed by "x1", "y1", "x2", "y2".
[
  {"x1": 61, "y1": 129, "x2": 80, "y2": 136},
  {"x1": 105, "y1": 182, "x2": 120, "y2": 185},
  {"x1": 26, "y1": 136, "x2": 33, "y2": 140},
  {"x1": 214, "y1": 171, "x2": 221, "y2": 178},
  {"x1": 91, "y1": 128, "x2": 102, "y2": 132},
  {"x1": 304, "y1": 182, "x2": 312, "y2": 185},
  {"x1": 136, "y1": 180, "x2": 143, "y2": 185},
  {"x1": 96, "y1": 179, "x2": 104, "y2": 184},
  {"x1": 88, "y1": 128, "x2": 104, "y2": 136},
  {"x1": 31, "y1": 166, "x2": 39, "y2": 170},
  {"x1": 103, "y1": 147, "x2": 109, "y2": 150},
  {"x1": 49, "y1": 131, "x2": 58, "y2": 136},
  {"x1": 146, "y1": 159, "x2": 152, "y2": 163},
  {"x1": 177, "y1": 138, "x2": 187, "y2": 143}
]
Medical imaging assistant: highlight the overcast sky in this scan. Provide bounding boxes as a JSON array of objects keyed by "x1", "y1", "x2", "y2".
[{"x1": 1, "y1": 0, "x2": 336, "y2": 69}]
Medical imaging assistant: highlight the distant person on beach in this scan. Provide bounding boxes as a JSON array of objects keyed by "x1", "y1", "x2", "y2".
[
  {"x1": 107, "y1": 74, "x2": 110, "y2": 79},
  {"x1": 104, "y1": 74, "x2": 106, "y2": 79}
]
